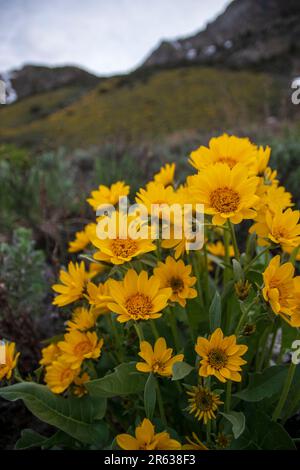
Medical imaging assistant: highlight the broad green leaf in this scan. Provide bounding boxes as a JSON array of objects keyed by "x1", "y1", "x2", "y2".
[
  {"x1": 172, "y1": 361, "x2": 194, "y2": 381},
  {"x1": 281, "y1": 320, "x2": 299, "y2": 354},
  {"x1": 15, "y1": 429, "x2": 48, "y2": 450},
  {"x1": 231, "y1": 407, "x2": 296, "y2": 450},
  {"x1": 220, "y1": 411, "x2": 245, "y2": 439},
  {"x1": 86, "y1": 362, "x2": 147, "y2": 397},
  {"x1": 281, "y1": 364, "x2": 300, "y2": 421},
  {"x1": 144, "y1": 373, "x2": 156, "y2": 420},
  {"x1": 0, "y1": 382, "x2": 108, "y2": 445},
  {"x1": 235, "y1": 365, "x2": 287, "y2": 402},
  {"x1": 15, "y1": 429, "x2": 75, "y2": 450},
  {"x1": 209, "y1": 290, "x2": 221, "y2": 332}
]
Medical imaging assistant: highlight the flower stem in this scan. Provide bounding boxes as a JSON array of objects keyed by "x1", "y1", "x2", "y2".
[
  {"x1": 245, "y1": 246, "x2": 270, "y2": 273},
  {"x1": 225, "y1": 380, "x2": 232, "y2": 413},
  {"x1": 228, "y1": 220, "x2": 240, "y2": 261},
  {"x1": 167, "y1": 307, "x2": 181, "y2": 352},
  {"x1": 234, "y1": 298, "x2": 257, "y2": 336},
  {"x1": 289, "y1": 245, "x2": 300, "y2": 265},
  {"x1": 223, "y1": 226, "x2": 231, "y2": 283},
  {"x1": 134, "y1": 322, "x2": 144, "y2": 343},
  {"x1": 150, "y1": 319, "x2": 159, "y2": 340},
  {"x1": 272, "y1": 361, "x2": 296, "y2": 422},
  {"x1": 107, "y1": 314, "x2": 124, "y2": 361},
  {"x1": 156, "y1": 380, "x2": 167, "y2": 426}
]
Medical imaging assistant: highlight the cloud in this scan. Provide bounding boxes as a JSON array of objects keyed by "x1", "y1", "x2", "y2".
[{"x1": 0, "y1": 0, "x2": 230, "y2": 75}]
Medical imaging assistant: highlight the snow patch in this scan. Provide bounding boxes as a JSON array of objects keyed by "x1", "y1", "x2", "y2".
[
  {"x1": 186, "y1": 48, "x2": 197, "y2": 60},
  {"x1": 203, "y1": 45, "x2": 216, "y2": 56},
  {"x1": 0, "y1": 71, "x2": 18, "y2": 104},
  {"x1": 224, "y1": 40, "x2": 233, "y2": 49}
]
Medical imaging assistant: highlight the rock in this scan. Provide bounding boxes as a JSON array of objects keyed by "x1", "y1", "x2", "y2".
[{"x1": 142, "y1": 0, "x2": 300, "y2": 74}]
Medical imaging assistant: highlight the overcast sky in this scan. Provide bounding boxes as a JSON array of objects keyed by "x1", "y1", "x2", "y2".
[{"x1": 0, "y1": 0, "x2": 230, "y2": 76}]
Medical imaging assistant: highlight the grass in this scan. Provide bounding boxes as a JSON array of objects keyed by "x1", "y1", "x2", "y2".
[{"x1": 0, "y1": 66, "x2": 288, "y2": 148}]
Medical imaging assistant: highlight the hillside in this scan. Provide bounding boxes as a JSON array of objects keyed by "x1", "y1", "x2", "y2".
[
  {"x1": 143, "y1": 0, "x2": 300, "y2": 74},
  {"x1": 0, "y1": 66, "x2": 294, "y2": 149}
]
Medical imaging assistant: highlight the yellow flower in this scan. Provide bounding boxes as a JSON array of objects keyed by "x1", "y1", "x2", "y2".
[
  {"x1": 154, "y1": 163, "x2": 176, "y2": 187},
  {"x1": 195, "y1": 328, "x2": 248, "y2": 383},
  {"x1": 66, "y1": 307, "x2": 96, "y2": 331},
  {"x1": 73, "y1": 372, "x2": 90, "y2": 397},
  {"x1": 189, "y1": 134, "x2": 257, "y2": 172},
  {"x1": 286, "y1": 277, "x2": 300, "y2": 327},
  {"x1": 256, "y1": 184, "x2": 293, "y2": 214},
  {"x1": 136, "y1": 182, "x2": 178, "y2": 213},
  {"x1": 52, "y1": 261, "x2": 89, "y2": 307},
  {"x1": 40, "y1": 343, "x2": 61, "y2": 366},
  {"x1": 251, "y1": 208, "x2": 300, "y2": 250},
  {"x1": 207, "y1": 241, "x2": 234, "y2": 258},
  {"x1": 0, "y1": 342, "x2": 20, "y2": 381},
  {"x1": 182, "y1": 433, "x2": 208, "y2": 450},
  {"x1": 58, "y1": 330, "x2": 103, "y2": 369},
  {"x1": 68, "y1": 223, "x2": 96, "y2": 253},
  {"x1": 116, "y1": 418, "x2": 181, "y2": 450},
  {"x1": 45, "y1": 359, "x2": 78, "y2": 394},
  {"x1": 90, "y1": 211, "x2": 156, "y2": 265},
  {"x1": 87, "y1": 181, "x2": 130, "y2": 211},
  {"x1": 136, "y1": 337, "x2": 184, "y2": 377},
  {"x1": 186, "y1": 385, "x2": 223, "y2": 423},
  {"x1": 262, "y1": 255, "x2": 295, "y2": 316},
  {"x1": 188, "y1": 163, "x2": 259, "y2": 226},
  {"x1": 161, "y1": 211, "x2": 201, "y2": 259},
  {"x1": 255, "y1": 145, "x2": 272, "y2": 176},
  {"x1": 85, "y1": 281, "x2": 112, "y2": 316},
  {"x1": 153, "y1": 256, "x2": 197, "y2": 307},
  {"x1": 108, "y1": 269, "x2": 171, "y2": 323},
  {"x1": 88, "y1": 262, "x2": 106, "y2": 278}
]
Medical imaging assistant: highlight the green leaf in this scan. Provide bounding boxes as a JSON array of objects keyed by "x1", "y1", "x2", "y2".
[
  {"x1": 209, "y1": 290, "x2": 221, "y2": 332},
  {"x1": 232, "y1": 259, "x2": 244, "y2": 282},
  {"x1": 220, "y1": 411, "x2": 245, "y2": 439},
  {"x1": 172, "y1": 361, "x2": 194, "y2": 381},
  {"x1": 15, "y1": 429, "x2": 48, "y2": 450},
  {"x1": 0, "y1": 382, "x2": 108, "y2": 445},
  {"x1": 231, "y1": 407, "x2": 296, "y2": 450},
  {"x1": 144, "y1": 373, "x2": 156, "y2": 420},
  {"x1": 86, "y1": 362, "x2": 147, "y2": 397},
  {"x1": 235, "y1": 365, "x2": 288, "y2": 402},
  {"x1": 15, "y1": 429, "x2": 76, "y2": 450}
]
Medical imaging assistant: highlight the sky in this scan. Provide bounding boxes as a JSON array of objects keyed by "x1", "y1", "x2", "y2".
[{"x1": 0, "y1": 0, "x2": 230, "y2": 76}]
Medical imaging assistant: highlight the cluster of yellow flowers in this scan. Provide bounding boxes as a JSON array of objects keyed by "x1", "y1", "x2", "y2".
[{"x1": 2, "y1": 133, "x2": 299, "y2": 450}]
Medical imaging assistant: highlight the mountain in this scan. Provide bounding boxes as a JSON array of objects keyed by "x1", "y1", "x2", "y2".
[
  {"x1": 143, "y1": 0, "x2": 300, "y2": 74},
  {"x1": 0, "y1": 65, "x2": 99, "y2": 102},
  {"x1": 0, "y1": 0, "x2": 299, "y2": 149}
]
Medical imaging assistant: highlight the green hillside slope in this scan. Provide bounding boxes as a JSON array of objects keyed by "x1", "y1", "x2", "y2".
[{"x1": 0, "y1": 67, "x2": 289, "y2": 148}]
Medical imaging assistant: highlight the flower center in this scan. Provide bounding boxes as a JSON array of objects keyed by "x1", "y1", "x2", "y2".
[
  {"x1": 169, "y1": 276, "x2": 184, "y2": 293},
  {"x1": 194, "y1": 388, "x2": 214, "y2": 411},
  {"x1": 152, "y1": 361, "x2": 165, "y2": 373},
  {"x1": 111, "y1": 238, "x2": 138, "y2": 257},
  {"x1": 125, "y1": 293, "x2": 153, "y2": 320},
  {"x1": 61, "y1": 368, "x2": 73, "y2": 382},
  {"x1": 218, "y1": 157, "x2": 237, "y2": 169},
  {"x1": 208, "y1": 348, "x2": 228, "y2": 370},
  {"x1": 74, "y1": 341, "x2": 91, "y2": 356},
  {"x1": 273, "y1": 226, "x2": 288, "y2": 239},
  {"x1": 210, "y1": 187, "x2": 240, "y2": 213}
]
